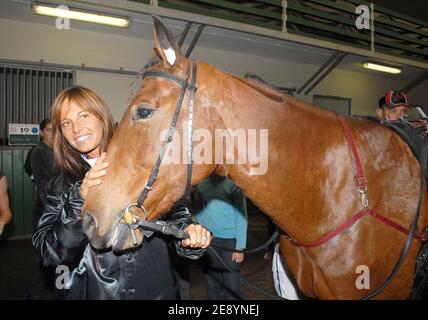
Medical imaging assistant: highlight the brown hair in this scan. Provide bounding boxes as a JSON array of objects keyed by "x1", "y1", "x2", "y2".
[{"x1": 50, "y1": 86, "x2": 114, "y2": 177}]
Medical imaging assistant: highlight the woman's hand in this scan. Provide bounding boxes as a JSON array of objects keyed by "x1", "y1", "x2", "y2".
[
  {"x1": 232, "y1": 252, "x2": 244, "y2": 263},
  {"x1": 0, "y1": 221, "x2": 5, "y2": 236},
  {"x1": 80, "y1": 153, "x2": 109, "y2": 199},
  {"x1": 181, "y1": 224, "x2": 212, "y2": 249}
]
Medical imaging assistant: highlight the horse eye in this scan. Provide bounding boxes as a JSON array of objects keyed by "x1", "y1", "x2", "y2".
[{"x1": 133, "y1": 107, "x2": 155, "y2": 121}]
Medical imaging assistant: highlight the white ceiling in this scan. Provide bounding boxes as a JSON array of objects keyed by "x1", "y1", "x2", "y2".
[{"x1": 1, "y1": 0, "x2": 425, "y2": 83}]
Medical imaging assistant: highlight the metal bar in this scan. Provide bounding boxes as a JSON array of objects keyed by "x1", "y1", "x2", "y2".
[
  {"x1": 375, "y1": 37, "x2": 428, "y2": 58},
  {"x1": 302, "y1": 0, "x2": 355, "y2": 14},
  {"x1": 29, "y1": 69, "x2": 33, "y2": 123},
  {"x1": 375, "y1": 25, "x2": 428, "y2": 48},
  {"x1": 304, "y1": 53, "x2": 347, "y2": 95},
  {"x1": 370, "y1": 3, "x2": 375, "y2": 52},
  {"x1": 23, "y1": 69, "x2": 26, "y2": 123},
  {"x1": 185, "y1": 24, "x2": 205, "y2": 58},
  {"x1": 255, "y1": 0, "x2": 282, "y2": 6},
  {"x1": 13, "y1": 69, "x2": 17, "y2": 123},
  {"x1": 287, "y1": 15, "x2": 370, "y2": 43},
  {"x1": 400, "y1": 71, "x2": 428, "y2": 94},
  {"x1": 6, "y1": 68, "x2": 11, "y2": 143},
  {"x1": 370, "y1": 2, "x2": 428, "y2": 28},
  {"x1": 159, "y1": 1, "x2": 282, "y2": 31},
  {"x1": 375, "y1": 16, "x2": 428, "y2": 38},
  {"x1": 35, "y1": 70, "x2": 39, "y2": 122},
  {"x1": 297, "y1": 52, "x2": 339, "y2": 94},
  {"x1": 191, "y1": 0, "x2": 281, "y2": 20},
  {"x1": 54, "y1": 71, "x2": 57, "y2": 101},
  {"x1": 41, "y1": 70, "x2": 45, "y2": 122},
  {"x1": 0, "y1": 58, "x2": 139, "y2": 76},
  {"x1": 282, "y1": 0, "x2": 287, "y2": 33},
  {"x1": 1, "y1": 68, "x2": 5, "y2": 145},
  {"x1": 48, "y1": 71, "x2": 51, "y2": 114},
  {"x1": 59, "y1": 71, "x2": 63, "y2": 92},
  {"x1": 178, "y1": 22, "x2": 192, "y2": 49},
  {"x1": 287, "y1": 2, "x2": 357, "y2": 28}
]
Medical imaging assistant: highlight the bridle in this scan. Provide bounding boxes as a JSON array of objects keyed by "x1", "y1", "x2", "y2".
[{"x1": 123, "y1": 60, "x2": 198, "y2": 228}]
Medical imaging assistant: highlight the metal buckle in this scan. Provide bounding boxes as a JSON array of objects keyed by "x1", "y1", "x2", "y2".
[
  {"x1": 358, "y1": 189, "x2": 370, "y2": 213},
  {"x1": 123, "y1": 203, "x2": 148, "y2": 246}
]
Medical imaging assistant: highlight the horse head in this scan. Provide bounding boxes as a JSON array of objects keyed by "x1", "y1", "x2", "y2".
[{"x1": 81, "y1": 16, "x2": 218, "y2": 252}]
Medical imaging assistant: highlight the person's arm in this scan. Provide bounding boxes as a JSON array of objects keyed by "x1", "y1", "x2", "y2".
[
  {"x1": 30, "y1": 147, "x2": 54, "y2": 191},
  {"x1": 164, "y1": 201, "x2": 210, "y2": 260},
  {"x1": 0, "y1": 176, "x2": 12, "y2": 236},
  {"x1": 32, "y1": 181, "x2": 89, "y2": 269},
  {"x1": 232, "y1": 186, "x2": 248, "y2": 250},
  {"x1": 231, "y1": 186, "x2": 247, "y2": 263}
]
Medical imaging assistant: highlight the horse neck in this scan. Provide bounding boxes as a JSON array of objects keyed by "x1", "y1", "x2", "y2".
[{"x1": 198, "y1": 62, "x2": 336, "y2": 216}]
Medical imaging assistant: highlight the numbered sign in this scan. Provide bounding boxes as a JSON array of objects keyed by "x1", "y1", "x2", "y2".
[{"x1": 8, "y1": 123, "x2": 40, "y2": 145}]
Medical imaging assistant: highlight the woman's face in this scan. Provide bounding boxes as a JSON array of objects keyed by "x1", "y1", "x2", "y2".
[{"x1": 60, "y1": 100, "x2": 104, "y2": 158}]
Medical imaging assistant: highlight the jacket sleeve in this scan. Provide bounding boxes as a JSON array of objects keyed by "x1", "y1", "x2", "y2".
[
  {"x1": 164, "y1": 199, "x2": 207, "y2": 260},
  {"x1": 231, "y1": 185, "x2": 248, "y2": 250},
  {"x1": 32, "y1": 181, "x2": 89, "y2": 270},
  {"x1": 30, "y1": 147, "x2": 54, "y2": 191}
]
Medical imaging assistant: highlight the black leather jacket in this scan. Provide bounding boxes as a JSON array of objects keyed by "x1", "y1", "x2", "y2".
[{"x1": 32, "y1": 159, "x2": 205, "y2": 300}]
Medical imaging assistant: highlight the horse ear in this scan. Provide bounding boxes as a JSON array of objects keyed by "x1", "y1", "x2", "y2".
[{"x1": 152, "y1": 15, "x2": 181, "y2": 67}]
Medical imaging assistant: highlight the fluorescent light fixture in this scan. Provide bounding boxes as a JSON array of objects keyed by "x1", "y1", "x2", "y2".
[
  {"x1": 362, "y1": 62, "x2": 402, "y2": 74},
  {"x1": 32, "y1": 3, "x2": 130, "y2": 28}
]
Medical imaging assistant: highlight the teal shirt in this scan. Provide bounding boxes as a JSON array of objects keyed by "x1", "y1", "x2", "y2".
[{"x1": 193, "y1": 176, "x2": 247, "y2": 249}]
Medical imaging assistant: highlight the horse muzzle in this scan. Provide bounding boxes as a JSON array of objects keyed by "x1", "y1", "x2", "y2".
[{"x1": 82, "y1": 210, "x2": 144, "y2": 252}]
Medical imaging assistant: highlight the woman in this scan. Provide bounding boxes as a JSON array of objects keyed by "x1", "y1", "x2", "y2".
[
  {"x1": 32, "y1": 86, "x2": 212, "y2": 299},
  {"x1": 0, "y1": 171, "x2": 12, "y2": 236}
]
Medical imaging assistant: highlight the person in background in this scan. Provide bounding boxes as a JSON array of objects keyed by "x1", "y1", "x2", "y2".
[
  {"x1": 0, "y1": 171, "x2": 12, "y2": 236},
  {"x1": 30, "y1": 119, "x2": 54, "y2": 226},
  {"x1": 376, "y1": 91, "x2": 410, "y2": 123},
  {"x1": 193, "y1": 173, "x2": 247, "y2": 300},
  {"x1": 25, "y1": 118, "x2": 55, "y2": 299}
]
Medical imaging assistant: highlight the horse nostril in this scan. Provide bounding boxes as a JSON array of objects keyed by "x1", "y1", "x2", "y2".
[{"x1": 82, "y1": 213, "x2": 97, "y2": 239}]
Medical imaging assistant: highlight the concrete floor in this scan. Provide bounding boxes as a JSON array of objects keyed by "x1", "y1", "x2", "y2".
[{"x1": 0, "y1": 214, "x2": 277, "y2": 300}]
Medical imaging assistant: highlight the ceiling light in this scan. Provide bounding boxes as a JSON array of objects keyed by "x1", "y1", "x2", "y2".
[
  {"x1": 32, "y1": 3, "x2": 130, "y2": 28},
  {"x1": 362, "y1": 62, "x2": 402, "y2": 74}
]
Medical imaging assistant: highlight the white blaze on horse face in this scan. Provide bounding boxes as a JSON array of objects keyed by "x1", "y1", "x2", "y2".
[{"x1": 164, "y1": 48, "x2": 176, "y2": 66}]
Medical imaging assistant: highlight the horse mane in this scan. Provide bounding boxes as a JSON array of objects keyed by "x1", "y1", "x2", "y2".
[
  {"x1": 351, "y1": 115, "x2": 380, "y2": 123},
  {"x1": 234, "y1": 73, "x2": 286, "y2": 103}
]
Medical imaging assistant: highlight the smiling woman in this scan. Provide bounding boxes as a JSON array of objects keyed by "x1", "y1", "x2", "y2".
[
  {"x1": 50, "y1": 86, "x2": 113, "y2": 174},
  {"x1": 32, "y1": 85, "x2": 212, "y2": 300}
]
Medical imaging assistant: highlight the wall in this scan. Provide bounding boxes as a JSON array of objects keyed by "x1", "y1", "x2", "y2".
[{"x1": 0, "y1": 17, "x2": 427, "y2": 122}]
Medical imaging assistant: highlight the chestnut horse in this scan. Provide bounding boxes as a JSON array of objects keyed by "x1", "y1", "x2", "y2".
[{"x1": 82, "y1": 16, "x2": 428, "y2": 299}]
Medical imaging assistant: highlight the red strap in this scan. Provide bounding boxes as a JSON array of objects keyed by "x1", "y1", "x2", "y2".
[
  {"x1": 337, "y1": 115, "x2": 366, "y2": 190},
  {"x1": 288, "y1": 116, "x2": 428, "y2": 247},
  {"x1": 289, "y1": 210, "x2": 427, "y2": 248},
  {"x1": 290, "y1": 210, "x2": 366, "y2": 247},
  {"x1": 370, "y1": 210, "x2": 427, "y2": 242}
]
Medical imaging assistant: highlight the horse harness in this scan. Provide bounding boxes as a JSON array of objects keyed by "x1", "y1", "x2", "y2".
[
  {"x1": 121, "y1": 61, "x2": 197, "y2": 243},
  {"x1": 282, "y1": 115, "x2": 428, "y2": 299}
]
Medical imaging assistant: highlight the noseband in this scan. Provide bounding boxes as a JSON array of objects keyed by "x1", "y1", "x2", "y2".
[{"x1": 123, "y1": 61, "x2": 198, "y2": 226}]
